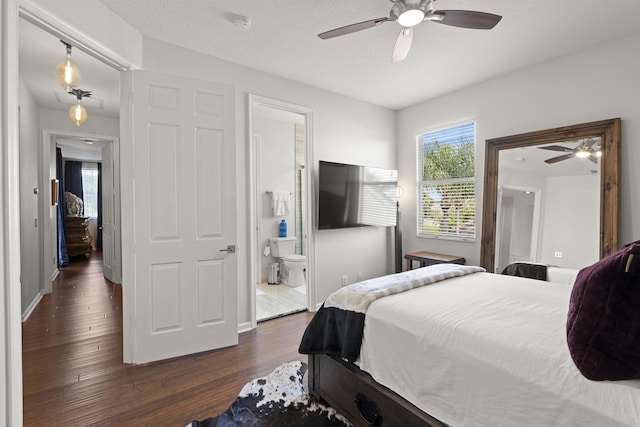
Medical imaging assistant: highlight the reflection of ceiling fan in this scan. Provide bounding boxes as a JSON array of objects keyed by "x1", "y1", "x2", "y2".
[
  {"x1": 318, "y1": 0, "x2": 502, "y2": 62},
  {"x1": 538, "y1": 139, "x2": 602, "y2": 164}
]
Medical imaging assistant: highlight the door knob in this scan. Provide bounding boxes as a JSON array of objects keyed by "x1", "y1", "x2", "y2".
[{"x1": 219, "y1": 245, "x2": 237, "y2": 253}]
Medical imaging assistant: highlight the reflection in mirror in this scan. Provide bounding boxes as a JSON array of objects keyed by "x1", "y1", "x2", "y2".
[
  {"x1": 480, "y1": 119, "x2": 620, "y2": 274},
  {"x1": 495, "y1": 139, "x2": 601, "y2": 272}
]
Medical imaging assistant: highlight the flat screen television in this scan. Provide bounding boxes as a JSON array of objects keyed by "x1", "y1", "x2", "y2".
[{"x1": 318, "y1": 160, "x2": 398, "y2": 229}]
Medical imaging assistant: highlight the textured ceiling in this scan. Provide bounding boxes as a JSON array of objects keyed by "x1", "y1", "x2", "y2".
[{"x1": 94, "y1": 0, "x2": 640, "y2": 110}]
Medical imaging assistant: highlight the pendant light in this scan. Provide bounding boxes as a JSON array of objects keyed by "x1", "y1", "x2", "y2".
[
  {"x1": 55, "y1": 41, "x2": 81, "y2": 91},
  {"x1": 69, "y1": 89, "x2": 91, "y2": 126}
]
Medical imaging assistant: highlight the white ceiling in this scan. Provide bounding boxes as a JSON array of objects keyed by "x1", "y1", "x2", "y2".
[
  {"x1": 93, "y1": 0, "x2": 640, "y2": 110},
  {"x1": 17, "y1": 1, "x2": 640, "y2": 159},
  {"x1": 500, "y1": 140, "x2": 601, "y2": 178}
]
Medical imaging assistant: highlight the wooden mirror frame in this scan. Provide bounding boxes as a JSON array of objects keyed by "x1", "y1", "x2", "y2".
[{"x1": 480, "y1": 118, "x2": 621, "y2": 273}]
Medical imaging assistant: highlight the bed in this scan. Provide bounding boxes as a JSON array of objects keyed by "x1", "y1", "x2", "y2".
[
  {"x1": 500, "y1": 261, "x2": 580, "y2": 285},
  {"x1": 299, "y1": 262, "x2": 640, "y2": 427}
]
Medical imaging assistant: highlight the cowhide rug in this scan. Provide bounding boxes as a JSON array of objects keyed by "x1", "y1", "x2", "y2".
[{"x1": 189, "y1": 361, "x2": 351, "y2": 426}]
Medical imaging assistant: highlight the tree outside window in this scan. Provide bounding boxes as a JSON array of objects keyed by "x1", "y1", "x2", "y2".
[{"x1": 417, "y1": 122, "x2": 476, "y2": 241}]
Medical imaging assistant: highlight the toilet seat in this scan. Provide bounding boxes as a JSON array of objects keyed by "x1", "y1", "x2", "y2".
[{"x1": 284, "y1": 254, "x2": 306, "y2": 262}]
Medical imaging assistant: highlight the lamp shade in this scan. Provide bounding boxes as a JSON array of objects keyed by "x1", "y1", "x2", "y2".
[{"x1": 69, "y1": 103, "x2": 87, "y2": 126}]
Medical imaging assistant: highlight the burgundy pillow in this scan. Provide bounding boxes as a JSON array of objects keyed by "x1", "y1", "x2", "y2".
[{"x1": 566, "y1": 241, "x2": 640, "y2": 380}]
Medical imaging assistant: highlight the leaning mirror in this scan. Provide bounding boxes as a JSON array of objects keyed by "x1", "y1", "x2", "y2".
[{"x1": 480, "y1": 119, "x2": 620, "y2": 273}]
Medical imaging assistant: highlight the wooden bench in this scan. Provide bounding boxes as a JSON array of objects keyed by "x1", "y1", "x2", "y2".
[{"x1": 404, "y1": 251, "x2": 465, "y2": 270}]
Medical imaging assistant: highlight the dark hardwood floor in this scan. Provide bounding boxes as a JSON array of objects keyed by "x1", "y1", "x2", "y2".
[{"x1": 22, "y1": 253, "x2": 315, "y2": 426}]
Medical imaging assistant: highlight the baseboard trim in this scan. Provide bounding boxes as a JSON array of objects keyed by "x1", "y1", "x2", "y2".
[
  {"x1": 238, "y1": 321, "x2": 253, "y2": 334},
  {"x1": 22, "y1": 291, "x2": 43, "y2": 322}
]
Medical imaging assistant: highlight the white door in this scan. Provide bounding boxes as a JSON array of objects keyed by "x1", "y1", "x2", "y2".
[
  {"x1": 127, "y1": 70, "x2": 237, "y2": 363},
  {"x1": 101, "y1": 143, "x2": 115, "y2": 282}
]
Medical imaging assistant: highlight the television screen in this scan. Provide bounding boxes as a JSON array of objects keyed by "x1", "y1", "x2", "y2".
[{"x1": 318, "y1": 161, "x2": 398, "y2": 229}]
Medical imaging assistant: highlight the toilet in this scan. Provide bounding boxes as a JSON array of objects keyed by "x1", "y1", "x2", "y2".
[{"x1": 269, "y1": 237, "x2": 307, "y2": 288}]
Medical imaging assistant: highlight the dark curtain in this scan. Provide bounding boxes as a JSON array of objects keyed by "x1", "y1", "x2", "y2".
[
  {"x1": 56, "y1": 148, "x2": 69, "y2": 267},
  {"x1": 97, "y1": 163, "x2": 103, "y2": 250},
  {"x1": 64, "y1": 160, "x2": 84, "y2": 201}
]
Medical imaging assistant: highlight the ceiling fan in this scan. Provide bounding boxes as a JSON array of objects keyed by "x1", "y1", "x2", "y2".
[
  {"x1": 538, "y1": 139, "x2": 602, "y2": 164},
  {"x1": 318, "y1": 0, "x2": 502, "y2": 62}
]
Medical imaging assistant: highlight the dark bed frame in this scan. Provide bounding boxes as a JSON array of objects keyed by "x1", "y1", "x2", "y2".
[{"x1": 309, "y1": 353, "x2": 447, "y2": 427}]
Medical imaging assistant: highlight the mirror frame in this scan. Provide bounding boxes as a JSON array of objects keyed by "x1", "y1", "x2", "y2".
[{"x1": 480, "y1": 118, "x2": 621, "y2": 273}]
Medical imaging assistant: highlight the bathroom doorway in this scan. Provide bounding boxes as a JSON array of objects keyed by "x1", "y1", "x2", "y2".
[{"x1": 249, "y1": 95, "x2": 315, "y2": 324}]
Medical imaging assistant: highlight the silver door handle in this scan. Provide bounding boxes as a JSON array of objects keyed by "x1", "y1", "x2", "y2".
[{"x1": 219, "y1": 245, "x2": 237, "y2": 253}]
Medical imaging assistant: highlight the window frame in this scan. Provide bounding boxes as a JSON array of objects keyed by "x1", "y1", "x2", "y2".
[
  {"x1": 416, "y1": 121, "x2": 476, "y2": 242},
  {"x1": 81, "y1": 162, "x2": 99, "y2": 218}
]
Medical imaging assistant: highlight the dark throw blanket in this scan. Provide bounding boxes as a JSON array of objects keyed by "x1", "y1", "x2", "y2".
[
  {"x1": 189, "y1": 362, "x2": 350, "y2": 427},
  {"x1": 501, "y1": 262, "x2": 548, "y2": 281},
  {"x1": 299, "y1": 264, "x2": 485, "y2": 363}
]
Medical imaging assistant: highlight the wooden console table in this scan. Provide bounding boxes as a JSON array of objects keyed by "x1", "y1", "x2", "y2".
[{"x1": 405, "y1": 251, "x2": 465, "y2": 270}]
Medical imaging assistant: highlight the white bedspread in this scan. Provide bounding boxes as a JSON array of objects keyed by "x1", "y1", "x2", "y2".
[{"x1": 357, "y1": 272, "x2": 640, "y2": 426}]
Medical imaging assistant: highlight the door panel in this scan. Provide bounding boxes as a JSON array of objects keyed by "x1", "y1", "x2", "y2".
[
  {"x1": 101, "y1": 143, "x2": 115, "y2": 281},
  {"x1": 128, "y1": 70, "x2": 237, "y2": 363}
]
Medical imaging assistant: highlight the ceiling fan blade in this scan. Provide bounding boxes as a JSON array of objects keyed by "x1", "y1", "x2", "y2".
[
  {"x1": 538, "y1": 145, "x2": 573, "y2": 152},
  {"x1": 545, "y1": 153, "x2": 575, "y2": 164},
  {"x1": 588, "y1": 155, "x2": 598, "y2": 164},
  {"x1": 392, "y1": 27, "x2": 413, "y2": 62},
  {"x1": 318, "y1": 17, "x2": 389, "y2": 39},
  {"x1": 433, "y1": 10, "x2": 502, "y2": 30}
]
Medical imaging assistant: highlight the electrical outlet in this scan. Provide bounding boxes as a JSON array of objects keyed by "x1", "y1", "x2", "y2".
[
  {"x1": 554, "y1": 251, "x2": 563, "y2": 258},
  {"x1": 357, "y1": 273, "x2": 363, "y2": 282},
  {"x1": 341, "y1": 275, "x2": 348, "y2": 286}
]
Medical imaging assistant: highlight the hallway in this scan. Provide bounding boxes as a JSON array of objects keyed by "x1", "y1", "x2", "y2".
[{"x1": 22, "y1": 254, "x2": 313, "y2": 426}]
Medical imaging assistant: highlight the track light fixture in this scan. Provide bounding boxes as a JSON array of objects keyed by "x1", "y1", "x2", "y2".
[
  {"x1": 69, "y1": 89, "x2": 91, "y2": 126},
  {"x1": 55, "y1": 41, "x2": 81, "y2": 91}
]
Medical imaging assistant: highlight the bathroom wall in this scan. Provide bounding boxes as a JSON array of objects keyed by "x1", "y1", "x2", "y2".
[{"x1": 256, "y1": 115, "x2": 297, "y2": 282}]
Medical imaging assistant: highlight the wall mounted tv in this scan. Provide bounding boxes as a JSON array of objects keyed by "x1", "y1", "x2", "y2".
[{"x1": 318, "y1": 160, "x2": 398, "y2": 229}]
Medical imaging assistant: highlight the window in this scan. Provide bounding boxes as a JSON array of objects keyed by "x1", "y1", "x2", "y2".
[
  {"x1": 417, "y1": 122, "x2": 476, "y2": 241},
  {"x1": 81, "y1": 163, "x2": 99, "y2": 218}
]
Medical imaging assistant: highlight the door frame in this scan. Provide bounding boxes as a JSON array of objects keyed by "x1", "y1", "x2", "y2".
[
  {"x1": 41, "y1": 129, "x2": 122, "y2": 292},
  {"x1": 495, "y1": 184, "x2": 541, "y2": 272},
  {"x1": 248, "y1": 94, "x2": 315, "y2": 328},
  {"x1": 3, "y1": 0, "x2": 23, "y2": 424},
  {"x1": 1, "y1": 2, "x2": 132, "y2": 423}
]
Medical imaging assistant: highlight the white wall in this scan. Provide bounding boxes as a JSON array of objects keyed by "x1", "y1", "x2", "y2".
[
  {"x1": 141, "y1": 37, "x2": 397, "y2": 321},
  {"x1": 540, "y1": 174, "x2": 599, "y2": 268},
  {"x1": 256, "y1": 116, "x2": 297, "y2": 281},
  {"x1": 18, "y1": 78, "x2": 41, "y2": 317},
  {"x1": 397, "y1": 30, "x2": 640, "y2": 266},
  {"x1": 39, "y1": 108, "x2": 119, "y2": 136}
]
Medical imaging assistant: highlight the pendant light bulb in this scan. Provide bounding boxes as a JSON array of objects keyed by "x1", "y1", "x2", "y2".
[
  {"x1": 68, "y1": 89, "x2": 91, "y2": 126},
  {"x1": 69, "y1": 103, "x2": 88, "y2": 126},
  {"x1": 55, "y1": 42, "x2": 81, "y2": 91}
]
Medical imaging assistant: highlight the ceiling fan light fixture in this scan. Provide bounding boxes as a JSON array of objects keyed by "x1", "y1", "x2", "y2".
[
  {"x1": 575, "y1": 149, "x2": 591, "y2": 158},
  {"x1": 398, "y1": 9, "x2": 425, "y2": 27}
]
